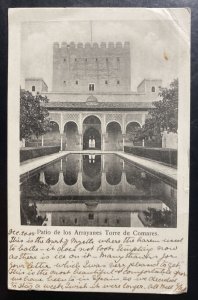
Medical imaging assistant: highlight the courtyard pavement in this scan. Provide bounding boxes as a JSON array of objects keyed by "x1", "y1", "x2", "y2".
[
  {"x1": 116, "y1": 151, "x2": 177, "y2": 186},
  {"x1": 20, "y1": 151, "x2": 67, "y2": 176},
  {"x1": 20, "y1": 150, "x2": 177, "y2": 186}
]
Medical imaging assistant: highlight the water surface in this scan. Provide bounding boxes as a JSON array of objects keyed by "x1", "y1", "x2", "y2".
[{"x1": 20, "y1": 154, "x2": 177, "y2": 227}]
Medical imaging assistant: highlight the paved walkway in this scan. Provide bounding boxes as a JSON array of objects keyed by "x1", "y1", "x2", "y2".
[
  {"x1": 116, "y1": 151, "x2": 177, "y2": 185},
  {"x1": 20, "y1": 152, "x2": 67, "y2": 176},
  {"x1": 20, "y1": 150, "x2": 117, "y2": 175},
  {"x1": 130, "y1": 213, "x2": 144, "y2": 227},
  {"x1": 20, "y1": 150, "x2": 177, "y2": 186}
]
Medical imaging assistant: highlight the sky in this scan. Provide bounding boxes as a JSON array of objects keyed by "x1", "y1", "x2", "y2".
[{"x1": 20, "y1": 16, "x2": 187, "y2": 91}]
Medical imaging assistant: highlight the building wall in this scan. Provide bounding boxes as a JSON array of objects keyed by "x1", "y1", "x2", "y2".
[
  {"x1": 51, "y1": 211, "x2": 131, "y2": 227},
  {"x1": 52, "y1": 41, "x2": 131, "y2": 93},
  {"x1": 47, "y1": 110, "x2": 146, "y2": 134},
  {"x1": 42, "y1": 91, "x2": 160, "y2": 103},
  {"x1": 137, "y1": 80, "x2": 146, "y2": 93},
  {"x1": 137, "y1": 79, "x2": 162, "y2": 94},
  {"x1": 36, "y1": 202, "x2": 165, "y2": 227},
  {"x1": 25, "y1": 78, "x2": 48, "y2": 94},
  {"x1": 162, "y1": 131, "x2": 178, "y2": 149}
]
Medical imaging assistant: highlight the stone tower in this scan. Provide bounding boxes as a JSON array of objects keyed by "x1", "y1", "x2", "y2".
[{"x1": 52, "y1": 41, "x2": 131, "y2": 93}]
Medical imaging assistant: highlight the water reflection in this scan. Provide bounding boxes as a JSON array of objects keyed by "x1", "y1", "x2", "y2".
[
  {"x1": 20, "y1": 154, "x2": 177, "y2": 228},
  {"x1": 44, "y1": 161, "x2": 60, "y2": 186},
  {"x1": 63, "y1": 155, "x2": 79, "y2": 185},
  {"x1": 83, "y1": 155, "x2": 101, "y2": 192},
  {"x1": 106, "y1": 154, "x2": 122, "y2": 185},
  {"x1": 125, "y1": 163, "x2": 160, "y2": 191}
]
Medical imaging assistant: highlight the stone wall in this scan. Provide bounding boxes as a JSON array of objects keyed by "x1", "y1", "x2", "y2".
[
  {"x1": 162, "y1": 131, "x2": 178, "y2": 149},
  {"x1": 52, "y1": 41, "x2": 131, "y2": 93},
  {"x1": 42, "y1": 91, "x2": 159, "y2": 103},
  {"x1": 25, "y1": 78, "x2": 48, "y2": 94},
  {"x1": 124, "y1": 146, "x2": 177, "y2": 167},
  {"x1": 20, "y1": 146, "x2": 60, "y2": 162},
  {"x1": 137, "y1": 79, "x2": 162, "y2": 94}
]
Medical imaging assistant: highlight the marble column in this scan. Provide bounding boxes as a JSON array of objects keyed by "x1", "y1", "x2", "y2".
[
  {"x1": 79, "y1": 135, "x2": 82, "y2": 150},
  {"x1": 122, "y1": 160, "x2": 125, "y2": 171},
  {"x1": 102, "y1": 134, "x2": 106, "y2": 151},
  {"x1": 60, "y1": 159, "x2": 63, "y2": 171},
  {"x1": 122, "y1": 134, "x2": 126, "y2": 152},
  {"x1": 79, "y1": 156, "x2": 82, "y2": 172},
  {"x1": 59, "y1": 170, "x2": 65, "y2": 195},
  {"x1": 60, "y1": 134, "x2": 63, "y2": 151},
  {"x1": 121, "y1": 171, "x2": 127, "y2": 193},
  {"x1": 101, "y1": 171, "x2": 106, "y2": 193},
  {"x1": 41, "y1": 135, "x2": 44, "y2": 147},
  {"x1": 102, "y1": 154, "x2": 105, "y2": 172},
  {"x1": 39, "y1": 170, "x2": 46, "y2": 184}
]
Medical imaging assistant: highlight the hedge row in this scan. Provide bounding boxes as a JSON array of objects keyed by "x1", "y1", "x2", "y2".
[
  {"x1": 124, "y1": 146, "x2": 177, "y2": 167},
  {"x1": 20, "y1": 146, "x2": 60, "y2": 162}
]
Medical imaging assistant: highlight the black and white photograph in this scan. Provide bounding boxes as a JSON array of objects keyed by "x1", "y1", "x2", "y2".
[
  {"x1": 18, "y1": 13, "x2": 182, "y2": 228},
  {"x1": 7, "y1": 7, "x2": 190, "y2": 294}
]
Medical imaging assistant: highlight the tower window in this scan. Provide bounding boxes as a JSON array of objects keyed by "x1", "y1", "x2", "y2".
[
  {"x1": 117, "y1": 57, "x2": 120, "y2": 62},
  {"x1": 63, "y1": 81, "x2": 66, "y2": 85},
  {"x1": 85, "y1": 58, "x2": 87, "y2": 62},
  {"x1": 96, "y1": 58, "x2": 98, "y2": 62},
  {"x1": 116, "y1": 219, "x2": 120, "y2": 224},
  {"x1": 74, "y1": 218, "x2": 77, "y2": 224},
  {"x1": 104, "y1": 218, "x2": 108, "y2": 224},
  {"x1": 76, "y1": 80, "x2": 78, "y2": 85},
  {"x1": 89, "y1": 83, "x2": 94, "y2": 91},
  {"x1": 106, "y1": 58, "x2": 108, "y2": 62},
  {"x1": 63, "y1": 58, "x2": 66, "y2": 62},
  {"x1": 105, "y1": 80, "x2": 108, "y2": 85},
  {"x1": 88, "y1": 213, "x2": 94, "y2": 220},
  {"x1": 117, "y1": 80, "x2": 120, "y2": 85},
  {"x1": 75, "y1": 58, "x2": 77, "y2": 62},
  {"x1": 32, "y1": 86, "x2": 35, "y2": 92},
  {"x1": 151, "y1": 86, "x2": 155, "y2": 92}
]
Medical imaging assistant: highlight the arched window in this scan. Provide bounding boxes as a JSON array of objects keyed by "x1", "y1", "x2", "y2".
[{"x1": 151, "y1": 86, "x2": 155, "y2": 92}]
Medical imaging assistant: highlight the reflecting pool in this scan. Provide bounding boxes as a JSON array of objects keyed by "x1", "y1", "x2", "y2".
[{"x1": 20, "y1": 154, "x2": 177, "y2": 227}]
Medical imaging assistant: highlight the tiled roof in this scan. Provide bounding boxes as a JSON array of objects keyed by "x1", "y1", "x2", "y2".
[{"x1": 45, "y1": 101, "x2": 153, "y2": 111}]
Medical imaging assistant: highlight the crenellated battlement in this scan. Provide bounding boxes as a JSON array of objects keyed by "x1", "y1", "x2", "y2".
[
  {"x1": 52, "y1": 40, "x2": 131, "y2": 92},
  {"x1": 53, "y1": 41, "x2": 130, "y2": 49}
]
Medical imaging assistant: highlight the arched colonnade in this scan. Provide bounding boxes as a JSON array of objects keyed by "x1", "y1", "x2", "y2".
[{"x1": 42, "y1": 111, "x2": 146, "y2": 150}]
